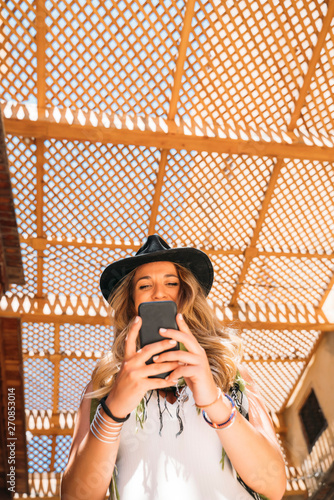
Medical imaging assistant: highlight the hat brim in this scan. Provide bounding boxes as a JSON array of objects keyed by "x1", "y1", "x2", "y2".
[{"x1": 100, "y1": 247, "x2": 214, "y2": 301}]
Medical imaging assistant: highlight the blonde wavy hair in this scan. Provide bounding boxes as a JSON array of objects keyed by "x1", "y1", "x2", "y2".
[{"x1": 87, "y1": 263, "x2": 242, "y2": 399}]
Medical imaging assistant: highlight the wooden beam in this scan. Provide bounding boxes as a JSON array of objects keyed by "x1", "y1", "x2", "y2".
[
  {"x1": 50, "y1": 324, "x2": 60, "y2": 469},
  {"x1": 15, "y1": 497, "x2": 60, "y2": 500},
  {"x1": 35, "y1": 139, "x2": 44, "y2": 239},
  {"x1": 5, "y1": 101, "x2": 334, "y2": 148},
  {"x1": 318, "y1": 269, "x2": 334, "y2": 309},
  {"x1": 168, "y1": 0, "x2": 196, "y2": 119},
  {"x1": 23, "y1": 236, "x2": 142, "y2": 252},
  {"x1": 0, "y1": 310, "x2": 112, "y2": 326},
  {"x1": 23, "y1": 351, "x2": 308, "y2": 364},
  {"x1": 36, "y1": 0, "x2": 46, "y2": 118},
  {"x1": 23, "y1": 350, "x2": 101, "y2": 362},
  {"x1": 0, "y1": 294, "x2": 332, "y2": 330},
  {"x1": 283, "y1": 490, "x2": 308, "y2": 498},
  {"x1": 149, "y1": 0, "x2": 196, "y2": 233},
  {"x1": 148, "y1": 149, "x2": 169, "y2": 233},
  {"x1": 4, "y1": 116, "x2": 334, "y2": 162},
  {"x1": 36, "y1": 139, "x2": 45, "y2": 299},
  {"x1": 20, "y1": 235, "x2": 334, "y2": 261},
  {"x1": 230, "y1": 159, "x2": 285, "y2": 305},
  {"x1": 288, "y1": 0, "x2": 334, "y2": 131},
  {"x1": 255, "y1": 250, "x2": 334, "y2": 260}
]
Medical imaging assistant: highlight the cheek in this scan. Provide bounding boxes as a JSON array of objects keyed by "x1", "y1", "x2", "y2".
[
  {"x1": 133, "y1": 289, "x2": 146, "y2": 312},
  {"x1": 132, "y1": 290, "x2": 139, "y2": 312}
]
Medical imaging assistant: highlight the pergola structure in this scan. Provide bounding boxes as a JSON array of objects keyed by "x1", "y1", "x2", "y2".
[{"x1": 1, "y1": 0, "x2": 334, "y2": 498}]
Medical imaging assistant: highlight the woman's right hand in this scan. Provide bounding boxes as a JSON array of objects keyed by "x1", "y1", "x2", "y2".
[{"x1": 105, "y1": 316, "x2": 180, "y2": 417}]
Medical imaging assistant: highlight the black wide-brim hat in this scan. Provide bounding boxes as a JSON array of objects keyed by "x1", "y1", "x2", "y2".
[{"x1": 100, "y1": 235, "x2": 214, "y2": 301}]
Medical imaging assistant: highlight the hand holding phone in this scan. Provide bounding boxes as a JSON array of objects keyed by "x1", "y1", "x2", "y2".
[{"x1": 138, "y1": 300, "x2": 179, "y2": 379}]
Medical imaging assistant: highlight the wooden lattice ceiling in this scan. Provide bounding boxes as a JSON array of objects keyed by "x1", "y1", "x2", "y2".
[{"x1": 1, "y1": 0, "x2": 334, "y2": 497}]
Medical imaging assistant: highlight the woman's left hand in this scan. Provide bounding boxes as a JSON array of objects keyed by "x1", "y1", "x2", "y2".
[{"x1": 154, "y1": 313, "x2": 218, "y2": 406}]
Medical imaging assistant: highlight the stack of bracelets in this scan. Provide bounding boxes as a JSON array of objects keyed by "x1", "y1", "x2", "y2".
[
  {"x1": 90, "y1": 398, "x2": 130, "y2": 444},
  {"x1": 197, "y1": 387, "x2": 237, "y2": 430}
]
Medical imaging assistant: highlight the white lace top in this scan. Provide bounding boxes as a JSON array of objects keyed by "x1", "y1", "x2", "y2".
[{"x1": 116, "y1": 386, "x2": 254, "y2": 500}]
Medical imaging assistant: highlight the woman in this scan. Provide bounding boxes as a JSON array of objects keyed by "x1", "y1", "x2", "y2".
[{"x1": 61, "y1": 235, "x2": 286, "y2": 500}]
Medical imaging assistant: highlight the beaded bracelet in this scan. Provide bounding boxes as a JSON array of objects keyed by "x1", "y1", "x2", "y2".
[
  {"x1": 90, "y1": 405, "x2": 123, "y2": 444},
  {"x1": 202, "y1": 393, "x2": 237, "y2": 430},
  {"x1": 99, "y1": 397, "x2": 131, "y2": 423}
]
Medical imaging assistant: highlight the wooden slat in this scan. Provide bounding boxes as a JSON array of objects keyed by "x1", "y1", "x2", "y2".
[
  {"x1": 318, "y1": 271, "x2": 334, "y2": 309},
  {"x1": 4, "y1": 116, "x2": 334, "y2": 162},
  {"x1": 23, "y1": 351, "x2": 308, "y2": 364},
  {"x1": 0, "y1": 294, "x2": 332, "y2": 330},
  {"x1": 22, "y1": 236, "x2": 334, "y2": 261},
  {"x1": 230, "y1": 158, "x2": 285, "y2": 305},
  {"x1": 288, "y1": 0, "x2": 334, "y2": 131},
  {"x1": 168, "y1": 0, "x2": 196, "y2": 119},
  {"x1": 36, "y1": 0, "x2": 46, "y2": 118},
  {"x1": 148, "y1": 0, "x2": 196, "y2": 232},
  {"x1": 36, "y1": 139, "x2": 44, "y2": 299},
  {"x1": 148, "y1": 149, "x2": 169, "y2": 233}
]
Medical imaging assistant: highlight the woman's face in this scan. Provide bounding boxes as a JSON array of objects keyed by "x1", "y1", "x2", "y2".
[{"x1": 133, "y1": 261, "x2": 180, "y2": 312}]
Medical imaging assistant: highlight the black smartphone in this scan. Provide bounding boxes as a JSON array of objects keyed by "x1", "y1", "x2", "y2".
[{"x1": 138, "y1": 300, "x2": 179, "y2": 379}]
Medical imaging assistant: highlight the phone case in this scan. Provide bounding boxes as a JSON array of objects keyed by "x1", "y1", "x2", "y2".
[{"x1": 139, "y1": 300, "x2": 179, "y2": 379}]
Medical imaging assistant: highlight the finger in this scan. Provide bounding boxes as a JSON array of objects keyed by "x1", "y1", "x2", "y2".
[
  {"x1": 143, "y1": 361, "x2": 180, "y2": 378},
  {"x1": 159, "y1": 326, "x2": 202, "y2": 355},
  {"x1": 124, "y1": 316, "x2": 142, "y2": 359},
  {"x1": 176, "y1": 313, "x2": 192, "y2": 335},
  {"x1": 153, "y1": 350, "x2": 200, "y2": 365},
  {"x1": 136, "y1": 339, "x2": 178, "y2": 363},
  {"x1": 164, "y1": 364, "x2": 196, "y2": 383}
]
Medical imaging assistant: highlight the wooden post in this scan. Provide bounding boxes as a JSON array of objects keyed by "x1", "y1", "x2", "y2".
[
  {"x1": 36, "y1": 0, "x2": 46, "y2": 119},
  {"x1": 36, "y1": 139, "x2": 45, "y2": 299}
]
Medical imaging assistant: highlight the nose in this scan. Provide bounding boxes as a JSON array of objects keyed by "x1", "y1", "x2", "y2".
[{"x1": 152, "y1": 283, "x2": 167, "y2": 300}]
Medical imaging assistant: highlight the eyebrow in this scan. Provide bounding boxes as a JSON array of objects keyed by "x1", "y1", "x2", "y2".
[{"x1": 136, "y1": 274, "x2": 179, "y2": 284}]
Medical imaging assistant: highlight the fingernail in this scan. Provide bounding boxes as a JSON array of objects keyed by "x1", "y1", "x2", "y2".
[
  {"x1": 134, "y1": 316, "x2": 140, "y2": 323},
  {"x1": 178, "y1": 313, "x2": 183, "y2": 320},
  {"x1": 153, "y1": 355, "x2": 159, "y2": 361},
  {"x1": 178, "y1": 361, "x2": 185, "y2": 365},
  {"x1": 160, "y1": 328, "x2": 167, "y2": 333},
  {"x1": 125, "y1": 335, "x2": 128, "y2": 341},
  {"x1": 169, "y1": 340, "x2": 177, "y2": 345},
  {"x1": 165, "y1": 375, "x2": 169, "y2": 380}
]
